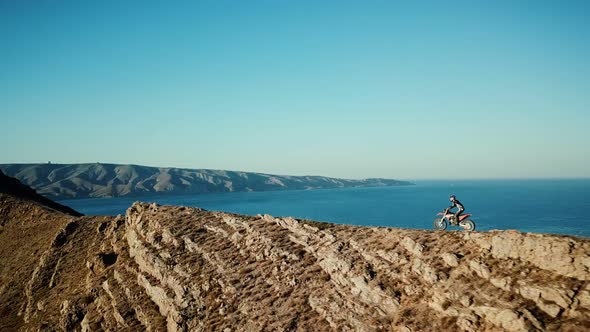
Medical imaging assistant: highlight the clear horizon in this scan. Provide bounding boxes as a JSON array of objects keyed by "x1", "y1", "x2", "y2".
[{"x1": 1, "y1": 1, "x2": 589, "y2": 179}]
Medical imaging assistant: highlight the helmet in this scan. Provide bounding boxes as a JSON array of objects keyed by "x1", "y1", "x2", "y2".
[{"x1": 449, "y1": 195, "x2": 456, "y2": 201}]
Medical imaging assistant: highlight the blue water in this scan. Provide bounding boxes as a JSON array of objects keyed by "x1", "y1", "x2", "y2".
[{"x1": 59, "y1": 180, "x2": 590, "y2": 237}]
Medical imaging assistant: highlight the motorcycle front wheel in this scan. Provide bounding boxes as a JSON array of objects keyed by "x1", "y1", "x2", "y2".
[
  {"x1": 459, "y1": 219, "x2": 475, "y2": 231},
  {"x1": 433, "y1": 218, "x2": 447, "y2": 231}
]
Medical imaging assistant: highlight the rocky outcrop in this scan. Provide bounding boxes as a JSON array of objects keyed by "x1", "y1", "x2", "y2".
[
  {"x1": 0, "y1": 163, "x2": 412, "y2": 199},
  {"x1": 1, "y1": 196, "x2": 589, "y2": 331}
]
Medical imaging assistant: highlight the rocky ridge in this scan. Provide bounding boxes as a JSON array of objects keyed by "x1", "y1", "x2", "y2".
[{"x1": 0, "y1": 192, "x2": 589, "y2": 330}]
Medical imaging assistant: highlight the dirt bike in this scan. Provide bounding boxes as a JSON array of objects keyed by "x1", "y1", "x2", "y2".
[{"x1": 433, "y1": 208, "x2": 476, "y2": 231}]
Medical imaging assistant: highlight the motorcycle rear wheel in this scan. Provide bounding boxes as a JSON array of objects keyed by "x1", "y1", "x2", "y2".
[
  {"x1": 433, "y1": 218, "x2": 447, "y2": 231},
  {"x1": 459, "y1": 219, "x2": 475, "y2": 231}
]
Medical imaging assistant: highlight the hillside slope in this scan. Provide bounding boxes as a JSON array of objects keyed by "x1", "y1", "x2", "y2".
[
  {"x1": 0, "y1": 170, "x2": 81, "y2": 216},
  {"x1": 1, "y1": 193, "x2": 588, "y2": 331},
  {"x1": 0, "y1": 163, "x2": 412, "y2": 199}
]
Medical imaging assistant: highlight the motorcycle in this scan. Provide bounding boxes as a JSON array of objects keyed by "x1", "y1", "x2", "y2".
[{"x1": 433, "y1": 208, "x2": 476, "y2": 231}]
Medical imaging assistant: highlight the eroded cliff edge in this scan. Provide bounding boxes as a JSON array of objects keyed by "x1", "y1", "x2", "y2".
[{"x1": 1, "y1": 196, "x2": 589, "y2": 331}]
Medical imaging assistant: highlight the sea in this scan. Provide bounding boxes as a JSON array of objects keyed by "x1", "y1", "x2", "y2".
[{"x1": 59, "y1": 179, "x2": 590, "y2": 238}]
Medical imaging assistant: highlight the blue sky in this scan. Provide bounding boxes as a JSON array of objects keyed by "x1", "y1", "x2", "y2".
[{"x1": 1, "y1": 0, "x2": 589, "y2": 179}]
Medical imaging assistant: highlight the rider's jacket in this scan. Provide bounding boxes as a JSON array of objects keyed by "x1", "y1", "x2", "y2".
[{"x1": 449, "y1": 199, "x2": 465, "y2": 212}]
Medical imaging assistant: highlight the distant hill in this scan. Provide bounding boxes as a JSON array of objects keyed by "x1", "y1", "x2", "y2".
[{"x1": 0, "y1": 163, "x2": 413, "y2": 199}]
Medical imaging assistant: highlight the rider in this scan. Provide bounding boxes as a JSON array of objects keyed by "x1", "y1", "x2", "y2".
[{"x1": 448, "y1": 195, "x2": 465, "y2": 223}]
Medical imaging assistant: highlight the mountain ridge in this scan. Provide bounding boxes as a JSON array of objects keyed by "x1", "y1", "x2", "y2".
[
  {"x1": 1, "y1": 183, "x2": 589, "y2": 331},
  {"x1": 0, "y1": 163, "x2": 412, "y2": 200}
]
